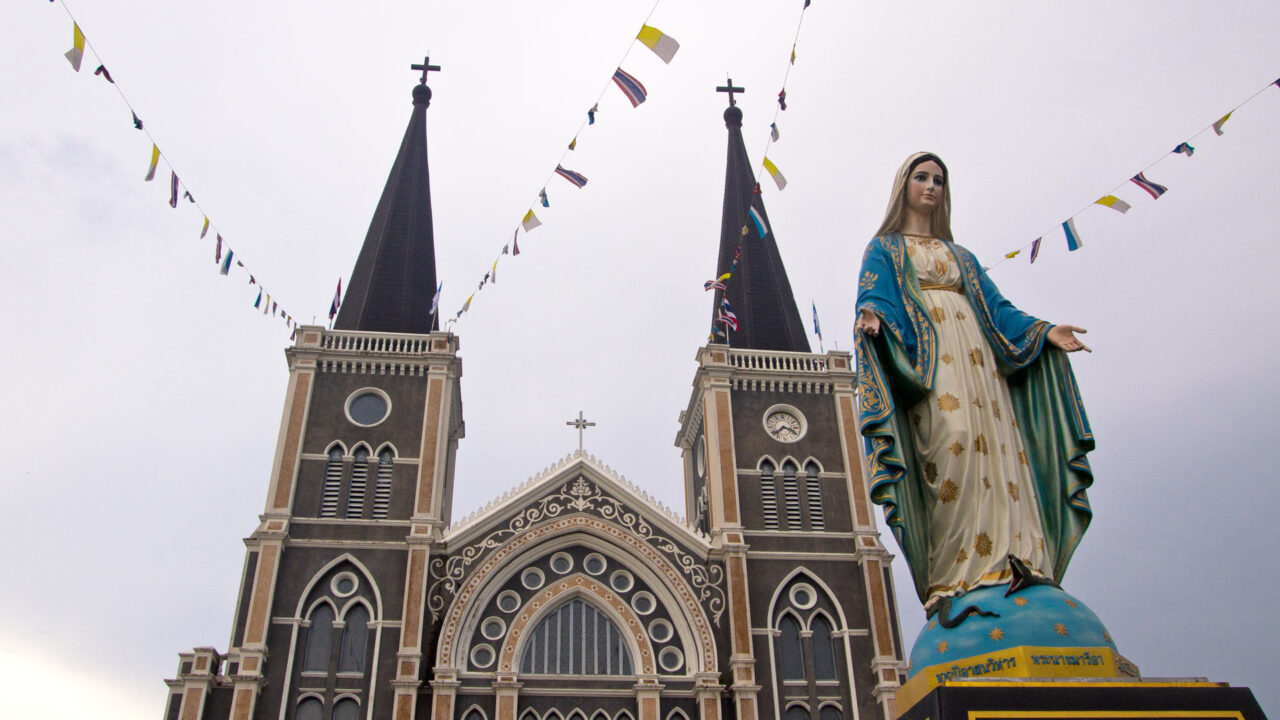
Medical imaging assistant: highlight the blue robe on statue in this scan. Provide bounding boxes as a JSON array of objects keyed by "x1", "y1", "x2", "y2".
[{"x1": 855, "y1": 233, "x2": 1095, "y2": 604}]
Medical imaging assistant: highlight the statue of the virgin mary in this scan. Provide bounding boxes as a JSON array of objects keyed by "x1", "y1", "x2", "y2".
[{"x1": 855, "y1": 152, "x2": 1096, "y2": 618}]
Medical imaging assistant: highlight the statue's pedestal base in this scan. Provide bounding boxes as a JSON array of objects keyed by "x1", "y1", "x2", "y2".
[{"x1": 895, "y1": 679, "x2": 1268, "y2": 720}]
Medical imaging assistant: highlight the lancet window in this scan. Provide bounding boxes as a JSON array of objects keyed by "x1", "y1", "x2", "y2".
[
  {"x1": 518, "y1": 598, "x2": 633, "y2": 675},
  {"x1": 320, "y1": 445, "x2": 343, "y2": 517},
  {"x1": 371, "y1": 448, "x2": 394, "y2": 518},
  {"x1": 760, "y1": 460, "x2": 780, "y2": 529},
  {"x1": 782, "y1": 461, "x2": 803, "y2": 528},
  {"x1": 772, "y1": 576, "x2": 849, "y2": 720},
  {"x1": 289, "y1": 564, "x2": 378, "y2": 718},
  {"x1": 804, "y1": 461, "x2": 825, "y2": 530},
  {"x1": 346, "y1": 447, "x2": 369, "y2": 518}
]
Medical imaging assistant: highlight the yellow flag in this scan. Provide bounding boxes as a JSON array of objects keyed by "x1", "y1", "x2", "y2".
[
  {"x1": 568, "y1": 137, "x2": 577, "y2": 151},
  {"x1": 762, "y1": 156, "x2": 787, "y2": 190},
  {"x1": 717, "y1": 272, "x2": 731, "y2": 282},
  {"x1": 491, "y1": 258, "x2": 498, "y2": 283},
  {"x1": 65, "y1": 23, "x2": 86, "y2": 71},
  {"x1": 637, "y1": 25, "x2": 680, "y2": 64},
  {"x1": 144, "y1": 144, "x2": 160, "y2": 181},
  {"x1": 1005, "y1": 250, "x2": 1020, "y2": 259},
  {"x1": 1212, "y1": 111, "x2": 1233, "y2": 136},
  {"x1": 521, "y1": 210, "x2": 541, "y2": 232},
  {"x1": 1095, "y1": 195, "x2": 1131, "y2": 214}
]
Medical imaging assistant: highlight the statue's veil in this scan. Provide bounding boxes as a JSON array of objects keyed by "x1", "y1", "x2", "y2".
[{"x1": 874, "y1": 151, "x2": 954, "y2": 240}]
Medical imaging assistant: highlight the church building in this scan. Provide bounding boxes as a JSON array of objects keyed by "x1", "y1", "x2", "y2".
[{"x1": 163, "y1": 71, "x2": 908, "y2": 720}]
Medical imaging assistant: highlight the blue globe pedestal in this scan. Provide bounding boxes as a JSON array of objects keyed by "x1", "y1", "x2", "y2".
[{"x1": 896, "y1": 584, "x2": 1133, "y2": 710}]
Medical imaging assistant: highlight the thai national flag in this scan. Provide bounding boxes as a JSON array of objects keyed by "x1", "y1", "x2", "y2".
[
  {"x1": 704, "y1": 280, "x2": 727, "y2": 292},
  {"x1": 1129, "y1": 172, "x2": 1167, "y2": 199},
  {"x1": 718, "y1": 311, "x2": 739, "y2": 331},
  {"x1": 611, "y1": 68, "x2": 647, "y2": 107},
  {"x1": 555, "y1": 165, "x2": 589, "y2": 188}
]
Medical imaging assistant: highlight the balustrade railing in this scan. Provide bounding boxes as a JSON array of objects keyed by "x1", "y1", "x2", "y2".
[
  {"x1": 726, "y1": 348, "x2": 827, "y2": 373},
  {"x1": 319, "y1": 330, "x2": 435, "y2": 355}
]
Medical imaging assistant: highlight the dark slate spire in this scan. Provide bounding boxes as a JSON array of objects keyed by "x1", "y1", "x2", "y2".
[
  {"x1": 335, "y1": 62, "x2": 441, "y2": 334},
  {"x1": 711, "y1": 101, "x2": 810, "y2": 352}
]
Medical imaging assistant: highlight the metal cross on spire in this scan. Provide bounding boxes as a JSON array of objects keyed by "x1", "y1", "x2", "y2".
[
  {"x1": 566, "y1": 411, "x2": 596, "y2": 453},
  {"x1": 411, "y1": 55, "x2": 442, "y2": 85},
  {"x1": 716, "y1": 77, "x2": 745, "y2": 106}
]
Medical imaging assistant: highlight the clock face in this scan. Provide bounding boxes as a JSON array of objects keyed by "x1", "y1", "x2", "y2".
[
  {"x1": 765, "y1": 410, "x2": 803, "y2": 442},
  {"x1": 694, "y1": 435, "x2": 707, "y2": 478}
]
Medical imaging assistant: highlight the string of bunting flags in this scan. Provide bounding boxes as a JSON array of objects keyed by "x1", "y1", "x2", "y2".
[
  {"x1": 989, "y1": 76, "x2": 1280, "y2": 270},
  {"x1": 704, "y1": 0, "x2": 817, "y2": 345},
  {"x1": 440, "y1": 0, "x2": 684, "y2": 328},
  {"x1": 49, "y1": 0, "x2": 304, "y2": 338}
]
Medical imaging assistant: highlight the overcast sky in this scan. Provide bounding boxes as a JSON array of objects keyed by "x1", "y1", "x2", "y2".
[{"x1": 3, "y1": 1, "x2": 1279, "y2": 718}]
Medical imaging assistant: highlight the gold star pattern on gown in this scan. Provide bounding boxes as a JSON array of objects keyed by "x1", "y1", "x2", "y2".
[
  {"x1": 937, "y1": 641, "x2": 949, "y2": 654},
  {"x1": 1007, "y1": 482, "x2": 1020, "y2": 502},
  {"x1": 973, "y1": 434, "x2": 989, "y2": 455},
  {"x1": 1065, "y1": 599, "x2": 1078, "y2": 608},
  {"x1": 969, "y1": 348, "x2": 985, "y2": 366},
  {"x1": 938, "y1": 393, "x2": 961, "y2": 412},
  {"x1": 931, "y1": 307, "x2": 947, "y2": 323},
  {"x1": 1055, "y1": 623, "x2": 1069, "y2": 636},
  {"x1": 924, "y1": 462, "x2": 938, "y2": 483},
  {"x1": 949, "y1": 442, "x2": 965, "y2": 456},
  {"x1": 942, "y1": 353, "x2": 954, "y2": 365},
  {"x1": 939, "y1": 479, "x2": 959, "y2": 503},
  {"x1": 989, "y1": 627, "x2": 1005, "y2": 641},
  {"x1": 974, "y1": 532, "x2": 993, "y2": 557},
  {"x1": 1014, "y1": 597, "x2": 1028, "y2": 606}
]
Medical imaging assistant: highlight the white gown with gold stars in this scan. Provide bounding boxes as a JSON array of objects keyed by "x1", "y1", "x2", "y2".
[{"x1": 904, "y1": 235, "x2": 1053, "y2": 604}]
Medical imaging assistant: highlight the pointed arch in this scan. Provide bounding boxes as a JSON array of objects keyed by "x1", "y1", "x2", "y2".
[
  {"x1": 436, "y1": 514, "x2": 716, "y2": 675},
  {"x1": 321, "y1": 444, "x2": 346, "y2": 517},
  {"x1": 776, "y1": 613, "x2": 805, "y2": 680},
  {"x1": 519, "y1": 709, "x2": 540, "y2": 720},
  {"x1": 292, "y1": 553, "x2": 384, "y2": 620},
  {"x1": 804, "y1": 460, "x2": 825, "y2": 530},
  {"x1": 665, "y1": 708, "x2": 691, "y2": 720},
  {"x1": 759, "y1": 458, "x2": 779, "y2": 529},
  {"x1": 372, "y1": 445, "x2": 395, "y2": 518},
  {"x1": 346, "y1": 445, "x2": 371, "y2": 518},
  {"x1": 615, "y1": 710, "x2": 636, "y2": 720},
  {"x1": 767, "y1": 567, "x2": 849, "y2": 630},
  {"x1": 302, "y1": 603, "x2": 336, "y2": 672},
  {"x1": 809, "y1": 613, "x2": 837, "y2": 680},
  {"x1": 460, "y1": 704, "x2": 488, "y2": 720},
  {"x1": 565, "y1": 710, "x2": 589, "y2": 720},
  {"x1": 780, "y1": 459, "x2": 802, "y2": 528},
  {"x1": 349, "y1": 441, "x2": 373, "y2": 456},
  {"x1": 591, "y1": 710, "x2": 611, "y2": 720},
  {"x1": 373, "y1": 441, "x2": 399, "y2": 457},
  {"x1": 504, "y1": 576, "x2": 649, "y2": 674},
  {"x1": 756, "y1": 455, "x2": 778, "y2": 471},
  {"x1": 545, "y1": 710, "x2": 565, "y2": 720}
]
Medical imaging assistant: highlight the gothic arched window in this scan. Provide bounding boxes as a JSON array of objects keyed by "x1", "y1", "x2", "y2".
[
  {"x1": 811, "y1": 615, "x2": 836, "y2": 680},
  {"x1": 519, "y1": 598, "x2": 633, "y2": 675},
  {"x1": 332, "y1": 698, "x2": 360, "y2": 720},
  {"x1": 320, "y1": 446, "x2": 343, "y2": 517},
  {"x1": 781, "y1": 461, "x2": 802, "y2": 529},
  {"x1": 462, "y1": 708, "x2": 486, "y2": 720},
  {"x1": 303, "y1": 604, "x2": 335, "y2": 673},
  {"x1": 346, "y1": 447, "x2": 369, "y2": 518},
  {"x1": 372, "y1": 448, "x2": 394, "y2": 518},
  {"x1": 777, "y1": 614, "x2": 805, "y2": 680},
  {"x1": 296, "y1": 698, "x2": 324, "y2": 720},
  {"x1": 338, "y1": 605, "x2": 370, "y2": 673},
  {"x1": 760, "y1": 460, "x2": 779, "y2": 529},
  {"x1": 804, "y1": 461, "x2": 825, "y2": 530}
]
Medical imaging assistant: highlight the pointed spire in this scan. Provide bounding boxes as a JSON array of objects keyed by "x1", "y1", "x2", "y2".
[
  {"x1": 711, "y1": 93, "x2": 809, "y2": 351},
  {"x1": 335, "y1": 60, "x2": 442, "y2": 334}
]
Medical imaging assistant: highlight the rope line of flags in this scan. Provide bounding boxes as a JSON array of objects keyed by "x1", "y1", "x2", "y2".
[
  {"x1": 990, "y1": 77, "x2": 1280, "y2": 270},
  {"x1": 52, "y1": 1, "x2": 302, "y2": 338},
  {"x1": 440, "y1": 0, "x2": 684, "y2": 329}
]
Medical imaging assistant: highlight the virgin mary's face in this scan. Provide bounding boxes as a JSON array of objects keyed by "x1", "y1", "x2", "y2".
[{"x1": 905, "y1": 160, "x2": 945, "y2": 216}]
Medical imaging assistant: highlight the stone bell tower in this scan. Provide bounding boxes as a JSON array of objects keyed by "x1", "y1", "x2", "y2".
[
  {"x1": 675, "y1": 86, "x2": 908, "y2": 720},
  {"x1": 163, "y1": 61, "x2": 464, "y2": 720}
]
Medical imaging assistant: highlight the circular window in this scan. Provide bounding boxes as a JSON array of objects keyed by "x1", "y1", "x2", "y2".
[
  {"x1": 790, "y1": 582, "x2": 817, "y2": 610},
  {"x1": 481, "y1": 616, "x2": 507, "y2": 641},
  {"x1": 549, "y1": 552, "x2": 574, "y2": 575},
  {"x1": 762, "y1": 404, "x2": 807, "y2": 443},
  {"x1": 648, "y1": 619, "x2": 673, "y2": 643},
  {"x1": 609, "y1": 570, "x2": 634, "y2": 593},
  {"x1": 658, "y1": 646, "x2": 684, "y2": 673},
  {"x1": 331, "y1": 572, "x2": 359, "y2": 597},
  {"x1": 470, "y1": 643, "x2": 496, "y2": 669},
  {"x1": 583, "y1": 553, "x2": 607, "y2": 576},
  {"x1": 521, "y1": 567, "x2": 545, "y2": 591},
  {"x1": 496, "y1": 590, "x2": 522, "y2": 614},
  {"x1": 346, "y1": 389, "x2": 391, "y2": 427},
  {"x1": 631, "y1": 591, "x2": 656, "y2": 615}
]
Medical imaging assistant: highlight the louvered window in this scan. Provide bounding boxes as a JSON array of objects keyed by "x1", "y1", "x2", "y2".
[
  {"x1": 805, "y1": 462, "x2": 825, "y2": 530},
  {"x1": 372, "y1": 449, "x2": 394, "y2": 518},
  {"x1": 320, "y1": 447, "x2": 343, "y2": 517},
  {"x1": 346, "y1": 448, "x2": 369, "y2": 518},
  {"x1": 760, "y1": 461, "x2": 779, "y2": 529},
  {"x1": 519, "y1": 598, "x2": 633, "y2": 675},
  {"x1": 782, "y1": 461, "x2": 802, "y2": 529}
]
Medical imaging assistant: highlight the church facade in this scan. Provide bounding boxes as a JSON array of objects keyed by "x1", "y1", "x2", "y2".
[{"x1": 163, "y1": 76, "x2": 907, "y2": 720}]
